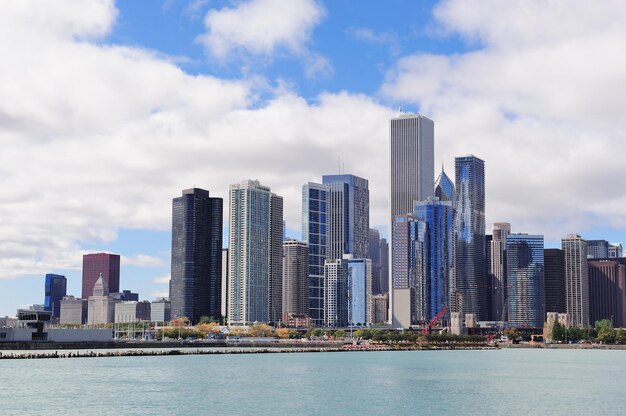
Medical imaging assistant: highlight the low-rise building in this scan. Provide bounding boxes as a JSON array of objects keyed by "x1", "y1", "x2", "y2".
[
  {"x1": 151, "y1": 298, "x2": 171, "y2": 323},
  {"x1": 115, "y1": 301, "x2": 151, "y2": 323},
  {"x1": 60, "y1": 296, "x2": 87, "y2": 325}
]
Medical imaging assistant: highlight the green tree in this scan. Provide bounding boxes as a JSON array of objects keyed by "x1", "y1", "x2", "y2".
[
  {"x1": 551, "y1": 321, "x2": 566, "y2": 343},
  {"x1": 504, "y1": 328, "x2": 520, "y2": 342},
  {"x1": 566, "y1": 327, "x2": 585, "y2": 342},
  {"x1": 334, "y1": 329, "x2": 346, "y2": 339}
]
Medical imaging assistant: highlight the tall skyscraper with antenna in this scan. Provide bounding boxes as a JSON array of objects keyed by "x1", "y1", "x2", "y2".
[{"x1": 389, "y1": 113, "x2": 434, "y2": 327}]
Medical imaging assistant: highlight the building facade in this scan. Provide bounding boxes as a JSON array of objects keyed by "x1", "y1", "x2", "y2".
[
  {"x1": 490, "y1": 223, "x2": 511, "y2": 322},
  {"x1": 59, "y1": 296, "x2": 87, "y2": 325},
  {"x1": 588, "y1": 260, "x2": 626, "y2": 327},
  {"x1": 82, "y1": 253, "x2": 120, "y2": 300},
  {"x1": 544, "y1": 249, "x2": 566, "y2": 313},
  {"x1": 302, "y1": 182, "x2": 329, "y2": 326},
  {"x1": 87, "y1": 275, "x2": 119, "y2": 325},
  {"x1": 390, "y1": 114, "x2": 434, "y2": 325},
  {"x1": 414, "y1": 196, "x2": 454, "y2": 325},
  {"x1": 454, "y1": 155, "x2": 487, "y2": 320},
  {"x1": 282, "y1": 239, "x2": 309, "y2": 317},
  {"x1": 322, "y1": 174, "x2": 369, "y2": 260},
  {"x1": 587, "y1": 240, "x2": 609, "y2": 259},
  {"x1": 170, "y1": 188, "x2": 223, "y2": 324},
  {"x1": 562, "y1": 235, "x2": 590, "y2": 327},
  {"x1": 228, "y1": 180, "x2": 283, "y2": 325},
  {"x1": 506, "y1": 234, "x2": 545, "y2": 327},
  {"x1": 151, "y1": 298, "x2": 171, "y2": 323},
  {"x1": 391, "y1": 214, "x2": 427, "y2": 328},
  {"x1": 609, "y1": 243, "x2": 623, "y2": 258},
  {"x1": 114, "y1": 301, "x2": 151, "y2": 323},
  {"x1": 44, "y1": 274, "x2": 67, "y2": 320}
]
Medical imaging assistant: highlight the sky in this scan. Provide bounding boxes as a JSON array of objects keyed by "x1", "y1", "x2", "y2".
[{"x1": 1, "y1": 0, "x2": 626, "y2": 316}]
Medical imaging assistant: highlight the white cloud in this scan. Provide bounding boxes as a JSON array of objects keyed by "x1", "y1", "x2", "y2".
[
  {"x1": 198, "y1": 0, "x2": 325, "y2": 59},
  {"x1": 152, "y1": 274, "x2": 171, "y2": 285},
  {"x1": 381, "y1": 0, "x2": 626, "y2": 241},
  {"x1": 0, "y1": 1, "x2": 392, "y2": 280}
]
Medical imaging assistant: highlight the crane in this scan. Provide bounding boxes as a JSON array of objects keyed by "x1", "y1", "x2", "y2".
[{"x1": 421, "y1": 306, "x2": 449, "y2": 334}]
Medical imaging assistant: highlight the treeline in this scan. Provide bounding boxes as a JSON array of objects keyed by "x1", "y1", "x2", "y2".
[
  {"x1": 551, "y1": 319, "x2": 626, "y2": 344},
  {"x1": 352, "y1": 329, "x2": 486, "y2": 343}
]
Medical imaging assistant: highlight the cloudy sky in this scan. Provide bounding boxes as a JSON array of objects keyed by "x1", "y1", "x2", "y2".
[{"x1": 1, "y1": 0, "x2": 625, "y2": 316}]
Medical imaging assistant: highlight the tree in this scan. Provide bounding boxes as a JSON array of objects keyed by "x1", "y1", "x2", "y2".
[
  {"x1": 566, "y1": 327, "x2": 585, "y2": 342},
  {"x1": 195, "y1": 322, "x2": 220, "y2": 335},
  {"x1": 551, "y1": 321, "x2": 566, "y2": 343},
  {"x1": 334, "y1": 329, "x2": 346, "y2": 339},
  {"x1": 504, "y1": 328, "x2": 520, "y2": 342},
  {"x1": 275, "y1": 328, "x2": 290, "y2": 339},
  {"x1": 249, "y1": 324, "x2": 274, "y2": 337}
]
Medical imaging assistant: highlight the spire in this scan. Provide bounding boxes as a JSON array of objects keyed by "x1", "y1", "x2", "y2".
[{"x1": 435, "y1": 164, "x2": 455, "y2": 203}]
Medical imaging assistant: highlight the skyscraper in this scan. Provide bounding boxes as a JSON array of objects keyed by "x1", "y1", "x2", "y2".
[
  {"x1": 170, "y1": 188, "x2": 223, "y2": 323},
  {"x1": 454, "y1": 155, "x2": 486, "y2": 320},
  {"x1": 82, "y1": 253, "x2": 120, "y2": 300},
  {"x1": 389, "y1": 114, "x2": 435, "y2": 221},
  {"x1": 562, "y1": 234, "x2": 589, "y2": 327},
  {"x1": 282, "y1": 239, "x2": 309, "y2": 317},
  {"x1": 587, "y1": 240, "x2": 609, "y2": 259},
  {"x1": 391, "y1": 214, "x2": 427, "y2": 328},
  {"x1": 544, "y1": 249, "x2": 566, "y2": 313},
  {"x1": 228, "y1": 180, "x2": 283, "y2": 325},
  {"x1": 44, "y1": 274, "x2": 66, "y2": 320},
  {"x1": 302, "y1": 182, "x2": 329, "y2": 325},
  {"x1": 389, "y1": 113, "x2": 434, "y2": 325},
  {"x1": 322, "y1": 174, "x2": 369, "y2": 259},
  {"x1": 490, "y1": 223, "x2": 510, "y2": 321},
  {"x1": 506, "y1": 234, "x2": 545, "y2": 328},
  {"x1": 434, "y1": 166, "x2": 454, "y2": 202},
  {"x1": 414, "y1": 196, "x2": 454, "y2": 324},
  {"x1": 379, "y1": 237, "x2": 389, "y2": 295},
  {"x1": 323, "y1": 256, "x2": 372, "y2": 327},
  {"x1": 588, "y1": 260, "x2": 626, "y2": 327},
  {"x1": 369, "y1": 228, "x2": 384, "y2": 295}
]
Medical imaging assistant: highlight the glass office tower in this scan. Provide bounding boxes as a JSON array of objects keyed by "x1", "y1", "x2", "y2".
[
  {"x1": 44, "y1": 274, "x2": 67, "y2": 320},
  {"x1": 414, "y1": 196, "x2": 454, "y2": 324},
  {"x1": 170, "y1": 188, "x2": 223, "y2": 323},
  {"x1": 454, "y1": 155, "x2": 486, "y2": 320},
  {"x1": 506, "y1": 234, "x2": 545, "y2": 327},
  {"x1": 302, "y1": 182, "x2": 329, "y2": 326}
]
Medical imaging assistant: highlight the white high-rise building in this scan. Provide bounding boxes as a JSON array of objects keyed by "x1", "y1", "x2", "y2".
[
  {"x1": 227, "y1": 180, "x2": 283, "y2": 325},
  {"x1": 389, "y1": 113, "x2": 434, "y2": 325},
  {"x1": 562, "y1": 234, "x2": 589, "y2": 327}
]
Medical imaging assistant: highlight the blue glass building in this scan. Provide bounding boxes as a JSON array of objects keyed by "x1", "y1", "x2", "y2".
[
  {"x1": 414, "y1": 196, "x2": 454, "y2": 324},
  {"x1": 507, "y1": 234, "x2": 545, "y2": 327},
  {"x1": 302, "y1": 182, "x2": 329, "y2": 326},
  {"x1": 434, "y1": 166, "x2": 455, "y2": 203},
  {"x1": 44, "y1": 274, "x2": 67, "y2": 319},
  {"x1": 347, "y1": 258, "x2": 372, "y2": 326},
  {"x1": 454, "y1": 155, "x2": 487, "y2": 320}
]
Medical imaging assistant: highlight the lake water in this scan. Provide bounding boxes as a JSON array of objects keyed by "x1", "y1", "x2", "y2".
[{"x1": 1, "y1": 349, "x2": 625, "y2": 415}]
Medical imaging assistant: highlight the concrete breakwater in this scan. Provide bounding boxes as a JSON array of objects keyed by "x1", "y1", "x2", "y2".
[{"x1": 0, "y1": 346, "x2": 345, "y2": 359}]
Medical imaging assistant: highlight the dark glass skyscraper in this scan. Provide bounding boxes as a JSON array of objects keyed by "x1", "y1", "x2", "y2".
[
  {"x1": 506, "y1": 234, "x2": 545, "y2": 327},
  {"x1": 587, "y1": 240, "x2": 610, "y2": 259},
  {"x1": 544, "y1": 249, "x2": 566, "y2": 313},
  {"x1": 170, "y1": 188, "x2": 223, "y2": 324},
  {"x1": 302, "y1": 182, "x2": 329, "y2": 325},
  {"x1": 454, "y1": 155, "x2": 486, "y2": 320},
  {"x1": 82, "y1": 253, "x2": 120, "y2": 300},
  {"x1": 44, "y1": 273, "x2": 67, "y2": 319}
]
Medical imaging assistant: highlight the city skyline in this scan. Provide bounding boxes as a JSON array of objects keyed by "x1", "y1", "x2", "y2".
[{"x1": 2, "y1": 0, "x2": 626, "y2": 317}]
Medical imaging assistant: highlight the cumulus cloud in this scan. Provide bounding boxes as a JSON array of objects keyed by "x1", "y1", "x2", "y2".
[
  {"x1": 0, "y1": 1, "x2": 392, "y2": 280},
  {"x1": 199, "y1": 0, "x2": 324, "y2": 59},
  {"x1": 381, "y1": 0, "x2": 626, "y2": 240},
  {"x1": 152, "y1": 274, "x2": 171, "y2": 285}
]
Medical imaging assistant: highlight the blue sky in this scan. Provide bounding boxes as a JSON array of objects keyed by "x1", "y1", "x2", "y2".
[{"x1": 1, "y1": 0, "x2": 626, "y2": 316}]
